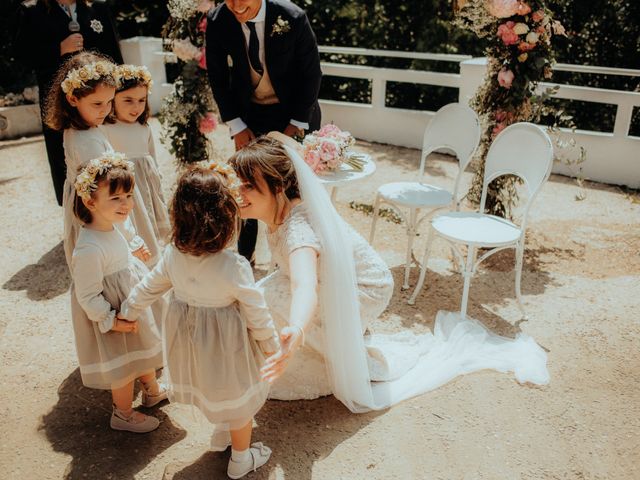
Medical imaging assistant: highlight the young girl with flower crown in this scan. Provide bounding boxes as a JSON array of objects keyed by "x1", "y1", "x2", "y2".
[
  {"x1": 44, "y1": 51, "x2": 160, "y2": 266},
  {"x1": 70, "y1": 152, "x2": 166, "y2": 432},
  {"x1": 120, "y1": 164, "x2": 280, "y2": 479},
  {"x1": 102, "y1": 64, "x2": 171, "y2": 242}
]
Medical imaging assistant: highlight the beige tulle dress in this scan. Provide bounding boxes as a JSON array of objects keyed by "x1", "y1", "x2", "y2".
[
  {"x1": 70, "y1": 226, "x2": 163, "y2": 390},
  {"x1": 121, "y1": 246, "x2": 279, "y2": 429},
  {"x1": 101, "y1": 122, "x2": 171, "y2": 242},
  {"x1": 62, "y1": 127, "x2": 162, "y2": 266}
]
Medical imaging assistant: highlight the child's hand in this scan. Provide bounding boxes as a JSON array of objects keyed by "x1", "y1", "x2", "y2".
[
  {"x1": 112, "y1": 317, "x2": 138, "y2": 333},
  {"x1": 132, "y1": 244, "x2": 151, "y2": 262}
]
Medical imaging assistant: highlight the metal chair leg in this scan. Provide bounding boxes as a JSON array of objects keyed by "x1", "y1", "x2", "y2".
[
  {"x1": 408, "y1": 226, "x2": 434, "y2": 305},
  {"x1": 402, "y1": 208, "x2": 418, "y2": 290},
  {"x1": 460, "y1": 245, "x2": 476, "y2": 319},
  {"x1": 369, "y1": 194, "x2": 381, "y2": 243},
  {"x1": 514, "y1": 242, "x2": 527, "y2": 319}
]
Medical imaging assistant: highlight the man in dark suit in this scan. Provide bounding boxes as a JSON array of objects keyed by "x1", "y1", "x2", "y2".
[
  {"x1": 206, "y1": 0, "x2": 322, "y2": 262},
  {"x1": 16, "y1": 0, "x2": 122, "y2": 206}
]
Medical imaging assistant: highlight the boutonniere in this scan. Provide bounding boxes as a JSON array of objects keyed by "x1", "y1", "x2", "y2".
[
  {"x1": 270, "y1": 16, "x2": 290, "y2": 37},
  {"x1": 90, "y1": 19, "x2": 103, "y2": 34}
]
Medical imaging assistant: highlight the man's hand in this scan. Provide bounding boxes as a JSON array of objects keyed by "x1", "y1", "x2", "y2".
[
  {"x1": 60, "y1": 33, "x2": 83, "y2": 56},
  {"x1": 283, "y1": 124, "x2": 304, "y2": 140},
  {"x1": 234, "y1": 128, "x2": 256, "y2": 151}
]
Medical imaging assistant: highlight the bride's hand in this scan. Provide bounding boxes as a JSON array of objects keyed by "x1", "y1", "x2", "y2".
[{"x1": 260, "y1": 326, "x2": 303, "y2": 383}]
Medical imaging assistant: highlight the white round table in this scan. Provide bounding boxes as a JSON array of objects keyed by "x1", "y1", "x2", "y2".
[{"x1": 316, "y1": 153, "x2": 376, "y2": 202}]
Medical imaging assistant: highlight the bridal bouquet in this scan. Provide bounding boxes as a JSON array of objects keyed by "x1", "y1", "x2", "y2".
[{"x1": 302, "y1": 124, "x2": 365, "y2": 174}]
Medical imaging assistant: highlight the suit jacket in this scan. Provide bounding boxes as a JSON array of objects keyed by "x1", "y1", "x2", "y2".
[
  {"x1": 206, "y1": 0, "x2": 322, "y2": 125},
  {"x1": 16, "y1": 0, "x2": 123, "y2": 96}
]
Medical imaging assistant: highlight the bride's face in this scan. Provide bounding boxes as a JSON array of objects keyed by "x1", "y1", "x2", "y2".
[{"x1": 238, "y1": 170, "x2": 277, "y2": 222}]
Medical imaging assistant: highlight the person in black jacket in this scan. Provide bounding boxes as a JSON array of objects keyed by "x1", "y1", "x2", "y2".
[
  {"x1": 206, "y1": 0, "x2": 322, "y2": 263},
  {"x1": 15, "y1": 0, "x2": 123, "y2": 206}
]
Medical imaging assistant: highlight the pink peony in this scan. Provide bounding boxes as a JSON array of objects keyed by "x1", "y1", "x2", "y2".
[
  {"x1": 198, "y1": 48, "x2": 207, "y2": 70},
  {"x1": 197, "y1": 17, "x2": 208, "y2": 33},
  {"x1": 319, "y1": 139, "x2": 339, "y2": 162},
  {"x1": 497, "y1": 21, "x2": 519, "y2": 45},
  {"x1": 497, "y1": 68, "x2": 515, "y2": 89},
  {"x1": 317, "y1": 124, "x2": 341, "y2": 137},
  {"x1": 304, "y1": 149, "x2": 322, "y2": 172},
  {"x1": 532, "y1": 10, "x2": 545, "y2": 22},
  {"x1": 486, "y1": 0, "x2": 520, "y2": 18},
  {"x1": 198, "y1": 112, "x2": 218, "y2": 134}
]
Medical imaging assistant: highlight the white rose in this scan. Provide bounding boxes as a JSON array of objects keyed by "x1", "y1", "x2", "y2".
[
  {"x1": 513, "y1": 23, "x2": 529, "y2": 35},
  {"x1": 526, "y1": 32, "x2": 540, "y2": 44}
]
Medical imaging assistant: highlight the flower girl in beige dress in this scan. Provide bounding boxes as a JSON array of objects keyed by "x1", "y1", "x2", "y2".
[
  {"x1": 101, "y1": 65, "x2": 170, "y2": 242},
  {"x1": 70, "y1": 153, "x2": 166, "y2": 433}
]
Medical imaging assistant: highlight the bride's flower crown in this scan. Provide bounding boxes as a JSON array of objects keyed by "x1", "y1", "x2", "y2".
[
  {"x1": 116, "y1": 64, "x2": 154, "y2": 92},
  {"x1": 205, "y1": 161, "x2": 243, "y2": 204},
  {"x1": 61, "y1": 61, "x2": 116, "y2": 95},
  {"x1": 74, "y1": 152, "x2": 134, "y2": 201}
]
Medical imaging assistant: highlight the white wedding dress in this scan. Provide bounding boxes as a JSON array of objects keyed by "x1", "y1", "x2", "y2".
[{"x1": 258, "y1": 146, "x2": 549, "y2": 412}]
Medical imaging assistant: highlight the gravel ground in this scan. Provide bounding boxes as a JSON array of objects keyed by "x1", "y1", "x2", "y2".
[{"x1": 0, "y1": 120, "x2": 638, "y2": 480}]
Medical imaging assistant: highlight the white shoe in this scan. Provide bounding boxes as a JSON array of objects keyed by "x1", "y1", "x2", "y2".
[{"x1": 227, "y1": 442, "x2": 272, "y2": 479}]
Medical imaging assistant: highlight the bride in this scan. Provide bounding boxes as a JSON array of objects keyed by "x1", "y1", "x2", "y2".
[{"x1": 229, "y1": 134, "x2": 549, "y2": 413}]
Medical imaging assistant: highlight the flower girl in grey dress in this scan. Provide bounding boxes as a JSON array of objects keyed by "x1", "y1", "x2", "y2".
[{"x1": 120, "y1": 164, "x2": 280, "y2": 479}]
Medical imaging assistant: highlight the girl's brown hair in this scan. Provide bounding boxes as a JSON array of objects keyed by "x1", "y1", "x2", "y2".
[
  {"x1": 73, "y1": 165, "x2": 135, "y2": 224},
  {"x1": 171, "y1": 167, "x2": 240, "y2": 256},
  {"x1": 105, "y1": 78, "x2": 151, "y2": 125},
  {"x1": 44, "y1": 51, "x2": 117, "y2": 131}
]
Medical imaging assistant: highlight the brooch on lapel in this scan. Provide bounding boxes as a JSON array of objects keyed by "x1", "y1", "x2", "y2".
[
  {"x1": 270, "y1": 16, "x2": 290, "y2": 37},
  {"x1": 90, "y1": 19, "x2": 104, "y2": 34}
]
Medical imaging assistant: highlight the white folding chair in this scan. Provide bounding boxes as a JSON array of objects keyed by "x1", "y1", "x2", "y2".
[
  {"x1": 369, "y1": 103, "x2": 481, "y2": 290},
  {"x1": 407, "y1": 123, "x2": 554, "y2": 320}
]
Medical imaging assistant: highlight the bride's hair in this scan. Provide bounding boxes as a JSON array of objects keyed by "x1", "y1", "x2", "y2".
[{"x1": 229, "y1": 137, "x2": 301, "y2": 201}]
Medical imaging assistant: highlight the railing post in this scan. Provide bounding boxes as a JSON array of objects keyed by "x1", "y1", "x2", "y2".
[
  {"x1": 613, "y1": 102, "x2": 633, "y2": 138},
  {"x1": 371, "y1": 76, "x2": 386, "y2": 110},
  {"x1": 459, "y1": 58, "x2": 487, "y2": 107}
]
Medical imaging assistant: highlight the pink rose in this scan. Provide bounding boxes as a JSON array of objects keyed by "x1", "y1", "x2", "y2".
[
  {"x1": 197, "y1": 17, "x2": 208, "y2": 33},
  {"x1": 198, "y1": 112, "x2": 218, "y2": 134},
  {"x1": 497, "y1": 68, "x2": 514, "y2": 89},
  {"x1": 492, "y1": 122, "x2": 507, "y2": 137},
  {"x1": 486, "y1": 0, "x2": 520, "y2": 18},
  {"x1": 532, "y1": 10, "x2": 545, "y2": 22},
  {"x1": 198, "y1": 48, "x2": 207, "y2": 70},
  {"x1": 497, "y1": 21, "x2": 519, "y2": 46}
]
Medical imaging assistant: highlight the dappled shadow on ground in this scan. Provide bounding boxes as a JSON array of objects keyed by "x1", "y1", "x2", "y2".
[
  {"x1": 391, "y1": 249, "x2": 558, "y2": 338},
  {"x1": 162, "y1": 397, "x2": 383, "y2": 480},
  {"x1": 3, "y1": 241, "x2": 70, "y2": 300},
  {"x1": 40, "y1": 369, "x2": 186, "y2": 480}
]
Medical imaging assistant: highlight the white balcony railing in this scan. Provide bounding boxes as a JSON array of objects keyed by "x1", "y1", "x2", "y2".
[
  {"x1": 112, "y1": 39, "x2": 640, "y2": 188},
  {"x1": 319, "y1": 47, "x2": 640, "y2": 188}
]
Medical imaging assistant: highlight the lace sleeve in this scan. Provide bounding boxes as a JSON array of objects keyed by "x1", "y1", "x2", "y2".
[{"x1": 285, "y1": 209, "x2": 321, "y2": 255}]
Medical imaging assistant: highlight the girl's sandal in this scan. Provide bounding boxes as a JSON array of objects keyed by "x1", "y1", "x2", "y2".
[{"x1": 110, "y1": 406, "x2": 160, "y2": 433}]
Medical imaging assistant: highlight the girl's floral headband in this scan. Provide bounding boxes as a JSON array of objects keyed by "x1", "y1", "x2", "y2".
[
  {"x1": 74, "y1": 152, "x2": 134, "y2": 201},
  {"x1": 61, "y1": 61, "x2": 116, "y2": 95},
  {"x1": 205, "y1": 161, "x2": 243, "y2": 204},
  {"x1": 116, "y1": 64, "x2": 153, "y2": 92}
]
